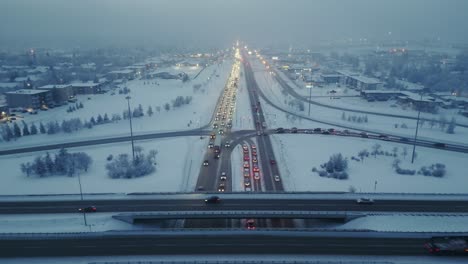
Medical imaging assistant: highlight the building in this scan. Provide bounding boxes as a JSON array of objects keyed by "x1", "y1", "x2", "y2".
[
  {"x1": 107, "y1": 69, "x2": 135, "y2": 80},
  {"x1": 70, "y1": 82, "x2": 103, "y2": 94},
  {"x1": 37, "y1": 84, "x2": 74, "y2": 105},
  {"x1": 5, "y1": 89, "x2": 53, "y2": 109},
  {"x1": 336, "y1": 70, "x2": 383, "y2": 90},
  {"x1": 361, "y1": 90, "x2": 405, "y2": 101},
  {"x1": 320, "y1": 73, "x2": 342, "y2": 84},
  {"x1": 0, "y1": 104, "x2": 8, "y2": 120}
]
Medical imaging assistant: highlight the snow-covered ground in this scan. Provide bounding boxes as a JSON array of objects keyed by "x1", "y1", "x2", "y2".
[
  {"x1": 270, "y1": 134, "x2": 468, "y2": 193},
  {"x1": 339, "y1": 214, "x2": 468, "y2": 232},
  {"x1": 231, "y1": 68, "x2": 255, "y2": 130},
  {"x1": 251, "y1": 57, "x2": 468, "y2": 145},
  {"x1": 1, "y1": 59, "x2": 233, "y2": 149},
  {"x1": 2, "y1": 254, "x2": 468, "y2": 264},
  {"x1": 0, "y1": 136, "x2": 207, "y2": 195}
]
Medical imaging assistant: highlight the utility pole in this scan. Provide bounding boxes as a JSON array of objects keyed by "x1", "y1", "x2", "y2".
[
  {"x1": 308, "y1": 86, "x2": 313, "y2": 116},
  {"x1": 77, "y1": 172, "x2": 87, "y2": 226},
  {"x1": 411, "y1": 93, "x2": 423, "y2": 164},
  {"x1": 125, "y1": 96, "x2": 135, "y2": 164}
]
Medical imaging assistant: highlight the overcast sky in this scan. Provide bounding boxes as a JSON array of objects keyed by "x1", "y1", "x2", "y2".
[{"x1": 1, "y1": 0, "x2": 467, "y2": 49}]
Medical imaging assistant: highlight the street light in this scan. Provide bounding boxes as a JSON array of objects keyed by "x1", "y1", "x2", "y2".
[
  {"x1": 125, "y1": 96, "x2": 136, "y2": 164},
  {"x1": 77, "y1": 170, "x2": 87, "y2": 226},
  {"x1": 411, "y1": 93, "x2": 423, "y2": 164},
  {"x1": 307, "y1": 85, "x2": 313, "y2": 116}
]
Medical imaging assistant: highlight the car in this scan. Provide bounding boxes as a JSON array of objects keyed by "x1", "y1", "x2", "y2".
[
  {"x1": 313, "y1": 128, "x2": 322, "y2": 133},
  {"x1": 203, "y1": 160, "x2": 209, "y2": 166},
  {"x1": 434, "y1": 142, "x2": 446, "y2": 148},
  {"x1": 270, "y1": 159, "x2": 276, "y2": 165},
  {"x1": 244, "y1": 180, "x2": 251, "y2": 187},
  {"x1": 210, "y1": 133, "x2": 216, "y2": 139},
  {"x1": 378, "y1": 134, "x2": 389, "y2": 140},
  {"x1": 360, "y1": 132, "x2": 369, "y2": 138},
  {"x1": 218, "y1": 184, "x2": 225, "y2": 192},
  {"x1": 252, "y1": 157, "x2": 257, "y2": 163},
  {"x1": 244, "y1": 172, "x2": 250, "y2": 177},
  {"x1": 327, "y1": 128, "x2": 335, "y2": 133},
  {"x1": 253, "y1": 166, "x2": 259, "y2": 172},
  {"x1": 224, "y1": 142, "x2": 231, "y2": 148},
  {"x1": 251, "y1": 145, "x2": 256, "y2": 150},
  {"x1": 254, "y1": 172, "x2": 260, "y2": 180},
  {"x1": 243, "y1": 144, "x2": 248, "y2": 151},
  {"x1": 205, "y1": 196, "x2": 220, "y2": 204},
  {"x1": 342, "y1": 129, "x2": 350, "y2": 135},
  {"x1": 218, "y1": 129, "x2": 224, "y2": 135},
  {"x1": 356, "y1": 198, "x2": 374, "y2": 204},
  {"x1": 400, "y1": 137, "x2": 410, "y2": 142},
  {"x1": 213, "y1": 123, "x2": 218, "y2": 128},
  {"x1": 78, "y1": 206, "x2": 97, "y2": 212},
  {"x1": 257, "y1": 131, "x2": 262, "y2": 136},
  {"x1": 321, "y1": 130, "x2": 330, "y2": 135},
  {"x1": 197, "y1": 186, "x2": 205, "y2": 191},
  {"x1": 274, "y1": 175, "x2": 280, "y2": 182},
  {"x1": 244, "y1": 155, "x2": 250, "y2": 161},
  {"x1": 291, "y1": 127, "x2": 298, "y2": 133},
  {"x1": 243, "y1": 161, "x2": 250, "y2": 168},
  {"x1": 276, "y1": 127, "x2": 285, "y2": 133},
  {"x1": 245, "y1": 187, "x2": 252, "y2": 192},
  {"x1": 208, "y1": 143, "x2": 214, "y2": 148},
  {"x1": 246, "y1": 219, "x2": 256, "y2": 230},
  {"x1": 252, "y1": 150, "x2": 257, "y2": 156}
]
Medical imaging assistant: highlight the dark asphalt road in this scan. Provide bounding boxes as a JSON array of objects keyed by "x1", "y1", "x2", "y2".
[
  {"x1": 3, "y1": 197, "x2": 468, "y2": 214},
  {"x1": 0, "y1": 231, "x2": 433, "y2": 257}
]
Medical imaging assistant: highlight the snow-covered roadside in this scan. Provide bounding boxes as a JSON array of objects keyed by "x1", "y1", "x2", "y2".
[
  {"x1": 339, "y1": 214, "x2": 468, "y2": 232},
  {"x1": 0, "y1": 137, "x2": 207, "y2": 195},
  {"x1": 2, "y1": 254, "x2": 468, "y2": 264},
  {"x1": 230, "y1": 144, "x2": 244, "y2": 192},
  {"x1": 270, "y1": 134, "x2": 468, "y2": 193},
  {"x1": 0, "y1": 59, "x2": 233, "y2": 149},
  {"x1": 251, "y1": 58, "x2": 468, "y2": 145},
  {"x1": 231, "y1": 65, "x2": 254, "y2": 130}
]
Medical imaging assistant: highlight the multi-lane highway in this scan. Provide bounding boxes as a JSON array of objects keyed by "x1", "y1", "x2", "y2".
[
  {"x1": 0, "y1": 230, "x2": 454, "y2": 257},
  {"x1": 2, "y1": 197, "x2": 468, "y2": 214}
]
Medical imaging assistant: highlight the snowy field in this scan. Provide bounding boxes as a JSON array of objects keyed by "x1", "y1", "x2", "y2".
[
  {"x1": 270, "y1": 134, "x2": 468, "y2": 194},
  {"x1": 0, "y1": 59, "x2": 233, "y2": 149},
  {"x1": 339, "y1": 214, "x2": 468, "y2": 232},
  {"x1": 2, "y1": 254, "x2": 467, "y2": 264},
  {"x1": 0, "y1": 136, "x2": 207, "y2": 195},
  {"x1": 251, "y1": 58, "x2": 468, "y2": 145},
  {"x1": 231, "y1": 68, "x2": 255, "y2": 130}
]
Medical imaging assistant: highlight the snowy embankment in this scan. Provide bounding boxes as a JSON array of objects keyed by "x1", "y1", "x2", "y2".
[
  {"x1": 3, "y1": 254, "x2": 468, "y2": 264},
  {"x1": 0, "y1": 136, "x2": 207, "y2": 195},
  {"x1": 270, "y1": 134, "x2": 468, "y2": 194},
  {"x1": 0, "y1": 59, "x2": 233, "y2": 149},
  {"x1": 231, "y1": 66, "x2": 254, "y2": 130},
  {"x1": 251, "y1": 59, "x2": 468, "y2": 145}
]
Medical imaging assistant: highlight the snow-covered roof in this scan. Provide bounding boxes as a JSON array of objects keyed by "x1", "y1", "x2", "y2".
[
  {"x1": 38, "y1": 84, "x2": 72, "y2": 89},
  {"x1": 108, "y1": 69, "x2": 134, "y2": 74},
  {"x1": 70, "y1": 82, "x2": 101, "y2": 88},
  {"x1": 0, "y1": 82, "x2": 20, "y2": 88},
  {"x1": 351, "y1": 75, "x2": 382, "y2": 84},
  {"x1": 441, "y1": 95, "x2": 468, "y2": 103},
  {"x1": 6, "y1": 89, "x2": 49, "y2": 95}
]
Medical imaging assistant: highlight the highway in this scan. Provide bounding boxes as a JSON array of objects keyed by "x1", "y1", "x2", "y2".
[
  {"x1": 0, "y1": 230, "x2": 440, "y2": 257},
  {"x1": 2, "y1": 197, "x2": 468, "y2": 214}
]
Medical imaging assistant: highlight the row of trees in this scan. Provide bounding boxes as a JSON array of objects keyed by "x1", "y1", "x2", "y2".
[
  {"x1": 341, "y1": 112, "x2": 369, "y2": 123},
  {"x1": 312, "y1": 153, "x2": 349, "y2": 180},
  {"x1": 20, "y1": 148, "x2": 92, "y2": 177},
  {"x1": 106, "y1": 147, "x2": 158, "y2": 178}
]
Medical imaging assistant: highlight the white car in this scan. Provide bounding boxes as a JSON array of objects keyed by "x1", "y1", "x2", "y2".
[
  {"x1": 254, "y1": 172, "x2": 260, "y2": 180},
  {"x1": 274, "y1": 175, "x2": 280, "y2": 182},
  {"x1": 356, "y1": 198, "x2": 374, "y2": 204}
]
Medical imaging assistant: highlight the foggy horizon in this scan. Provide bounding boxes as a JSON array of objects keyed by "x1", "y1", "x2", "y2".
[{"x1": 1, "y1": 0, "x2": 468, "y2": 50}]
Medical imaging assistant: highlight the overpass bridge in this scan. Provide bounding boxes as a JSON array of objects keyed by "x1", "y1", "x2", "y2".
[{"x1": 112, "y1": 210, "x2": 365, "y2": 224}]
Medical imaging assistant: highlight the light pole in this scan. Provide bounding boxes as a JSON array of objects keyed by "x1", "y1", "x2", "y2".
[
  {"x1": 125, "y1": 96, "x2": 136, "y2": 164},
  {"x1": 77, "y1": 171, "x2": 87, "y2": 226},
  {"x1": 307, "y1": 85, "x2": 313, "y2": 116},
  {"x1": 411, "y1": 93, "x2": 423, "y2": 164}
]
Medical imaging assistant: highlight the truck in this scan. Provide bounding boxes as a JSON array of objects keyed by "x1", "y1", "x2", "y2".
[
  {"x1": 213, "y1": 135, "x2": 222, "y2": 155},
  {"x1": 424, "y1": 237, "x2": 468, "y2": 254}
]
